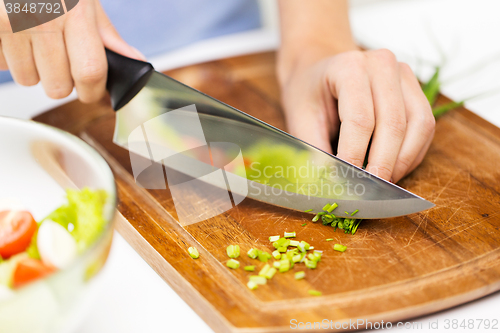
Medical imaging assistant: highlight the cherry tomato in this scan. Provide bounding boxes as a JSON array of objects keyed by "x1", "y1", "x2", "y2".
[
  {"x1": 0, "y1": 210, "x2": 37, "y2": 259},
  {"x1": 13, "y1": 258, "x2": 55, "y2": 288}
]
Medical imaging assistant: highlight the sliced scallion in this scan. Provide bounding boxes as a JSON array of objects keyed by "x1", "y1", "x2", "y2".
[
  {"x1": 326, "y1": 238, "x2": 333, "y2": 241},
  {"x1": 226, "y1": 259, "x2": 240, "y2": 269},
  {"x1": 304, "y1": 209, "x2": 313, "y2": 213},
  {"x1": 272, "y1": 250, "x2": 281, "y2": 260},
  {"x1": 244, "y1": 265, "x2": 255, "y2": 272},
  {"x1": 247, "y1": 248, "x2": 258, "y2": 259},
  {"x1": 334, "y1": 244, "x2": 347, "y2": 252},
  {"x1": 188, "y1": 247, "x2": 199, "y2": 259},
  {"x1": 226, "y1": 245, "x2": 240, "y2": 259},
  {"x1": 247, "y1": 280, "x2": 258, "y2": 290},
  {"x1": 259, "y1": 264, "x2": 271, "y2": 277},
  {"x1": 269, "y1": 235, "x2": 280, "y2": 242},
  {"x1": 264, "y1": 267, "x2": 277, "y2": 279},
  {"x1": 284, "y1": 231, "x2": 296, "y2": 238},
  {"x1": 289, "y1": 240, "x2": 300, "y2": 247},
  {"x1": 249, "y1": 275, "x2": 267, "y2": 285},
  {"x1": 308, "y1": 290, "x2": 322, "y2": 296},
  {"x1": 295, "y1": 271, "x2": 305, "y2": 280}
]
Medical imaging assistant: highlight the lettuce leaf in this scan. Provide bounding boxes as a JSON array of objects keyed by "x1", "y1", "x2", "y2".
[{"x1": 45, "y1": 188, "x2": 108, "y2": 253}]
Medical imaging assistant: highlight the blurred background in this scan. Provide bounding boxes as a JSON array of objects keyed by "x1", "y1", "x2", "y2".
[{"x1": 1, "y1": 0, "x2": 499, "y2": 332}]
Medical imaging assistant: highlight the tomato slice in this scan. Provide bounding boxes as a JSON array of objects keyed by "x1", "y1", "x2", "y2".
[
  {"x1": 0, "y1": 210, "x2": 37, "y2": 259},
  {"x1": 13, "y1": 258, "x2": 55, "y2": 288}
]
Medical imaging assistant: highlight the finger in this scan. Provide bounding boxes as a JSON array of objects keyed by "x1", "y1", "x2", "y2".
[
  {"x1": 1, "y1": 34, "x2": 39, "y2": 86},
  {"x1": 332, "y1": 54, "x2": 375, "y2": 167},
  {"x1": 94, "y1": 0, "x2": 145, "y2": 60},
  {"x1": 0, "y1": 40, "x2": 8, "y2": 70},
  {"x1": 365, "y1": 49, "x2": 406, "y2": 181},
  {"x1": 64, "y1": 0, "x2": 107, "y2": 104},
  {"x1": 32, "y1": 27, "x2": 73, "y2": 99},
  {"x1": 392, "y1": 63, "x2": 435, "y2": 182}
]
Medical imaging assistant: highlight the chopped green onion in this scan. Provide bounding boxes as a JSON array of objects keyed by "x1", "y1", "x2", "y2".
[
  {"x1": 247, "y1": 280, "x2": 258, "y2": 290},
  {"x1": 226, "y1": 259, "x2": 240, "y2": 269},
  {"x1": 259, "y1": 264, "x2": 271, "y2": 277},
  {"x1": 304, "y1": 258, "x2": 317, "y2": 269},
  {"x1": 226, "y1": 245, "x2": 240, "y2": 259},
  {"x1": 289, "y1": 240, "x2": 299, "y2": 247},
  {"x1": 295, "y1": 271, "x2": 305, "y2": 280},
  {"x1": 272, "y1": 250, "x2": 281, "y2": 260},
  {"x1": 309, "y1": 246, "x2": 314, "y2": 250},
  {"x1": 304, "y1": 209, "x2": 313, "y2": 213},
  {"x1": 312, "y1": 214, "x2": 320, "y2": 222},
  {"x1": 188, "y1": 247, "x2": 199, "y2": 259},
  {"x1": 322, "y1": 203, "x2": 331, "y2": 211},
  {"x1": 292, "y1": 254, "x2": 302, "y2": 263},
  {"x1": 308, "y1": 290, "x2": 322, "y2": 296},
  {"x1": 297, "y1": 243, "x2": 306, "y2": 253},
  {"x1": 326, "y1": 238, "x2": 333, "y2": 241},
  {"x1": 334, "y1": 244, "x2": 347, "y2": 252},
  {"x1": 247, "y1": 248, "x2": 258, "y2": 259},
  {"x1": 278, "y1": 246, "x2": 287, "y2": 253},
  {"x1": 269, "y1": 235, "x2": 280, "y2": 242},
  {"x1": 249, "y1": 275, "x2": 267, "y2": 285},
  {"x1": 351, "y1": 209, "x2": 359, "y2": 216},
  {"x1": 273, "y1": 261, "x2": 281, "y2": 268},
  {"x1": 352, "y1": 220, "x2": 362, "y2": 234},
  {"x1": 244, "y1": 265, "x2": 255, "y2": 272},
  {"x1": 263, "y1": 267, "x2": 277, "y2": 279},
  {"x1": 284, "y1": 231, "x2": 296, "y2": 238},
  {"x1": 326, "y1": 203, "x2": 338, "y2": 213},
  {"x1": 258, "y1": 251, "x2": 272, "y2": 262},
  {"x1": 279, "y1": 259, "x2": 291, "y2": 273},
  {"x1": 300, "y1": 241, "x2": 310, "y2": 250},
  {"x1": 301, "y1": 223, "x2": 307, "y2": 227}
]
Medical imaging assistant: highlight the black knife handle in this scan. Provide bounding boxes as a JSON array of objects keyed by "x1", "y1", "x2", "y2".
[{"x1": 105, "y1": 48, "x2": 154, "y2": 111}]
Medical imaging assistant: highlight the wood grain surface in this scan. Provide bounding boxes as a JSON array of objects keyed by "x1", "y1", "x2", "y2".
[{"x1": 34, "y1": 52, "x2": 500, "y2": 332}]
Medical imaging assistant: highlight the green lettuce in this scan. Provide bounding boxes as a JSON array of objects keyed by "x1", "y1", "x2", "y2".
[{"x1": 45, "y1": 188, "x2": 108, "y2": 253}]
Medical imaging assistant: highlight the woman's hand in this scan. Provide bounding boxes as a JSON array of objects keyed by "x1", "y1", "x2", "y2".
[
  {"x1": 0, "y1": 0, "x2": 144, "y2": 103},
  {"x1": 279, "y1": 48, "x2": 435, "y2": 183}
]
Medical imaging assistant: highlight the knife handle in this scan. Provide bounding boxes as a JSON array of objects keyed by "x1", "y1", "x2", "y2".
[{"x1": 105, "y1": 48, "x2": 154, "y2": 111}]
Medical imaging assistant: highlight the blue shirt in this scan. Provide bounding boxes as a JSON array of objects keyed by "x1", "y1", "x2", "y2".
[{"x1": 0, "y1": 0, "x2": 261, "y2": 83}]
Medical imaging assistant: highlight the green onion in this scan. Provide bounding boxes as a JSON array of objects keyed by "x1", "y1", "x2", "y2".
[
  {"x1": 278, "y1": 246, "x2": 287, "y2": 253},
  {"x1": 326, "y1": 203, "x2": 338, "y2": 213},
  {"x1": 249, "y1": 275, "x2": 267, "y2": 285},
  {"x1": 258, "y1": 251, "x2": 271, "y2": 262},
  {"x1": 247, "y1": 248, "x2": 258, "y2": 259},
  {"x1": 351, "y1": 209, "x2": 359, "y2": 216},
  {"x1": 259, "y1": 264, "x2": 271, "y2": 277},
  {"x1": 263, "y1": 267, "x2": 277, "y2": 279},
  {"x1": 300, "y1": 241, "x2": 310, "y2": 250},
  {"x1": 247, "y1": 280, "x2": 258, "y2": 290},
  {"x1": 226, "y1": 245, "x2": 240, "y2": 259},
  {"x1": 279, "y1": 259, "x2": 291, "y2": 273},
  {"x1": 308, "y1": 290, "x2": 322, "y2": 296},
  {"x1": 292, "y1": 254, "x2": 302, "y2": 263},
  {"x1": 301, "y1": 223, "x2": 307, "y2": 227},
  {"x1": 272, "y1": 250, "x2": 281, "y2": 260},
  {"x1": 309, "y1": 246, "x2": 314, "y2": 250},
  {"x1": 322, "y1": 203, "x2": 331, "y2": 211},
  {"x1": 269, "y1": 235, "x2": 280, "y2": 242},
  {"x1": 304, "y1": 258, "x2": 317, "y2": 269},
  {"x1": 188, "y1": 247, "x2": 199, "y2": 259},
  {"x1": 326, "y1": 238, "x2": 333, "y2": 241},
  {"x1": 295, "y1": 271, "x2": 305, "y2": 280},
  {"x1": 244, "y1": 265, "x2": 255, "y2": 272},
  {"x1": 297, "y1": 243, "x2": 306, "y2": 253},
  {"x1": 226, "y1": 259, "x2": 240, "y2": 269},
  {"x1": 273, "y1": 261, "x2": 281, "y2": 269},
  {"x1": 284, "y1": 231, "x2": 296, "y2": 238},
  {"x1": 312, "y1": 214, "x2": 320, "y2": 222},
  {"x1": 304, "y1": 209, "x2": 313, "y2": 213},
  {"x1": 289, "y1": 240, "x2": 299, "y2": 247},
  {"x1": 334, "y1": 244, "x2": 347, "y2": 252},
  {"x1": 352, "y1": 220, "x2": 362, "y2": 234}
]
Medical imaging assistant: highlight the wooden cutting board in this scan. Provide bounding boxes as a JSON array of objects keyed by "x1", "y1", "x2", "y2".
[{"x1": 34, "y1": 52, "x2": 500, "y2": 333}]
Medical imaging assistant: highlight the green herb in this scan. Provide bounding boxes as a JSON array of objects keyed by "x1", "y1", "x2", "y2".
[
  {"x1": 278, "y1": 246, "x2": 287, "y2": 253},
  {"x1": 301, "y1": 223, "x2": 307, "y2": 227},
  {"x1": 326, "y1": 203, "x2": 338, "y2": 213},
  {"x1": 247, "y1": 248, "x2": 258, "y2": 259},
  {"x1": 284, "y1": 231, "x2": 296, "y2": 238},
  {"x1": 272, "y1": 250, "x2": 281, "y2": 260},
  {"x1": 351, "y1": 209, "x2": 359, "y2": 216},
  {"x1": 226, "y1": 259, "x2": 240, "y2": 269},
  {"x1": 322, "y1": 203, "x2": 331, "y2": 211},
  {"x1": 247, "y1": 280, "x2": 258, "y2": 290},
  {"x1": 264, "y1": 267, "x2": 277, "y2": 279},
  {"x1": 259, "y1": 264, "x2": 271, "y2": 277},
  {"x1": 273, "y1": 261, "x2": 281, "y2": 269},
  {"x1": 226, "y1": 245, "x2": 240, "y2": 259},
  {"x1": 308, "y1": 290, "x2": 322, "y2": 296},
  {"x1": 269, "y1": 235, "x2": 280, "y2": 242},
  {"x1": 258, "y1": 251, "x2": 272, "y2": 262},
  {"x1": 312, "y1": 214, "x2": 320, "y2": 222},
  {"x1": 295, "y1": 271, "x2": 305, "y2": 280},
  {"x1": 304, "y1": 209, "x2": 313, "y2": 213},
  {"x1": 249, "y1": 275, "x2": 267, "y2": 285},
  {"x1": 304, "y1": 258, "x2": 317, "y2": 269},
  {"x1": 300, "y1": 241, "x2": 310, "y2": 250},
  {"x1": 279, "y1": 259, "x2": 291, "y2": 273},
  {"x1": 326, "y1": 238, "x2": 333, "y2": 241},
  {"x1": 188, "y1": 247, "x2": 200, "y2": 259},
  {"x1": 334, "y1": 244, "x2": 347, "y2": 252},
  {"x1": 244, "y1": 265, "x2": 255, "y2": 272},
  {"x1": 289, "y1": 240, "x2": 299, "y2": 247}
]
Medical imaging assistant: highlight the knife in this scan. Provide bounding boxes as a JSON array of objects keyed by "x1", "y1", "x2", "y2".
[{"x1": 105, "y1": 49, "x2": 434, "y2": 224}]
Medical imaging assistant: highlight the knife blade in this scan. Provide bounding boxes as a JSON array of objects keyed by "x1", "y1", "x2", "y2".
[{"x1": 105, "y1": 49, "x2": 434, "y2": 222}]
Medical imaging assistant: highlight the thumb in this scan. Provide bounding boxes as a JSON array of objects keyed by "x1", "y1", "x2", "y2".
[{"x1": 94, "y1": 0, "x2": 146, "y2": 61}]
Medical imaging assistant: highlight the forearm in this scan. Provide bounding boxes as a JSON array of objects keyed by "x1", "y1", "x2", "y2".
[{"x1": 277, "y1": 0, "x2": 359, "y2": 85}]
